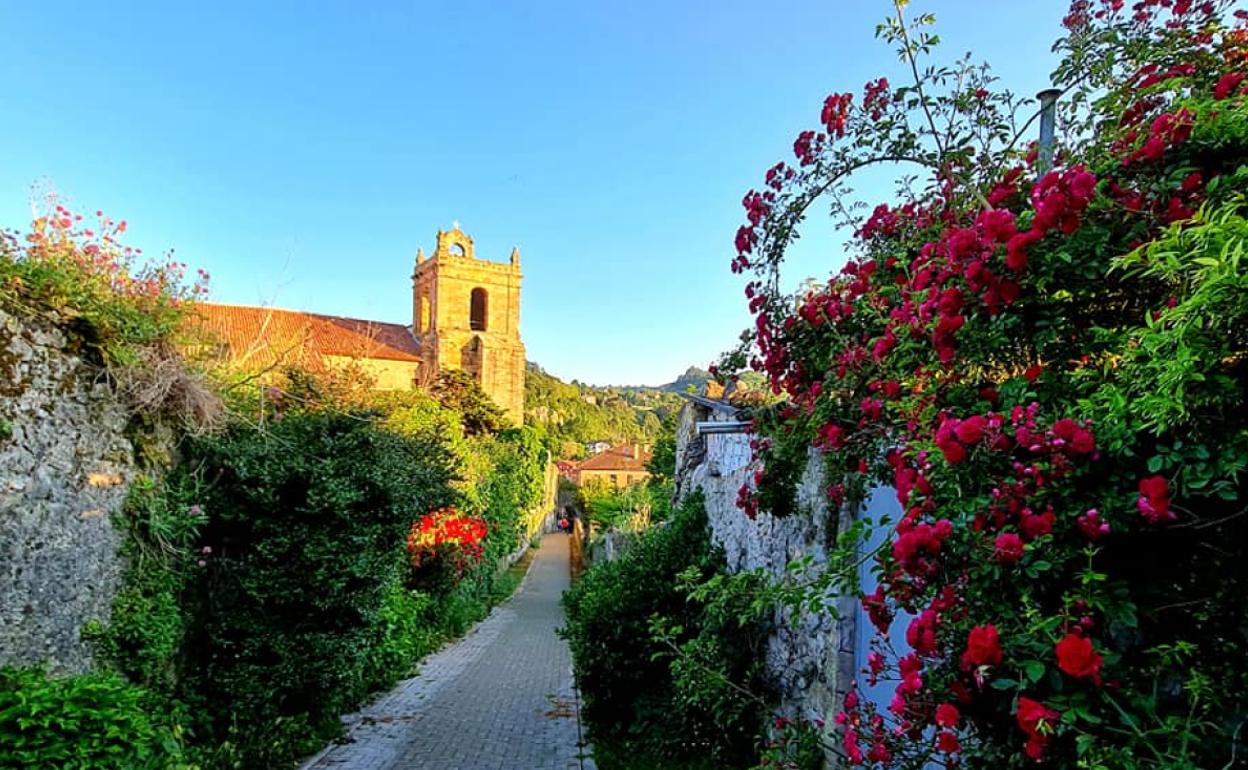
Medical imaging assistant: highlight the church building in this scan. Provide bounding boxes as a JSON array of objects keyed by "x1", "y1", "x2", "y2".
[{"x1": 194, "y1": 225, "x2": 527, "y2": 424}]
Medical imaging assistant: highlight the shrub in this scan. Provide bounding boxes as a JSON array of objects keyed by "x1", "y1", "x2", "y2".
[
  {"x1": 177, "y1": 410, "x2": 455, "y2": 766},
  {"x1": 362, "y1": 585, "x2": 443, "y2": 686},
  {"x1": 385, "y1": 394, "x2": 550, "y2": 598},
  {"x1": 562, "y1": 491, "x2": 769, "y2": 766},
  {"x1": 582, "y1": 479, "x2": 671, "y2": 532},
  {"x1": 0, "y1": 203, "x2": 207, "y2": 363},
  {"x1": 0, "y1": 668, "x2": 186, "y2": 770},
  {"x1": 85, "y1": 475, "x2": 208, "y2": 691}
]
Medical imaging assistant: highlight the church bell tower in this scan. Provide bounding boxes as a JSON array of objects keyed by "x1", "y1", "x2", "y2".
[{"x1": 411, "y1": 224, "x2": 526, "y2": 424}]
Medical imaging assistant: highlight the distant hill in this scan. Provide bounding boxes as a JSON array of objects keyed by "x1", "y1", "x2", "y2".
[
  {"x1": 525, "y1": 363, "x2": 686, "y2": 459},
  {"x1": 656, "y1": 366, "x2": 712, "y2": 394}
]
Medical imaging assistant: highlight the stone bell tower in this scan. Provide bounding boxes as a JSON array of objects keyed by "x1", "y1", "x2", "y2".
[{"x1": 411, "y1": 224, "x2": 526, "y2": 425}]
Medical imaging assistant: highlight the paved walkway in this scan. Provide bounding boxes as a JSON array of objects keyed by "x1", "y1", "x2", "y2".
[{"x1": 300, "y1": 535, "x2": 592, "y2": 770}]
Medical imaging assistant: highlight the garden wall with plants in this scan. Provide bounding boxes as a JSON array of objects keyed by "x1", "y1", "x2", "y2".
[
  {"x1": 0, "y1": 208, "x2": 554, "y2": 769},
  {"x1": 0, "y1": 307, "x2": 152, "y2": 675},
  {"x1": 673, "y1": 394, "x2": 858, "y2": 729}
]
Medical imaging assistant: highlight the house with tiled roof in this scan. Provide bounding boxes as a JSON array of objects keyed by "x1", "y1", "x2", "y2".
[
  {"x1": 187, "y1": 225, "x2": 527, "y2": 423},
  {"x1": 573, "y1": 444, "x2": 651, "y2": 489}
]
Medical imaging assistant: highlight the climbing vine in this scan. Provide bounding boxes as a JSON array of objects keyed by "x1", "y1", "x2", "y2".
[{"x1": 720, "y1": 1, "x2": 1248, "y2": 767}]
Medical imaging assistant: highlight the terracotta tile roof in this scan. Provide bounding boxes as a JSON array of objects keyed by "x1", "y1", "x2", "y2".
[
  {"x1": 576, "y1": 444, "x2": 652, "y2": 473},
  {"x1": 188, "y1": 303, "x2": 421, "y2": 370}
]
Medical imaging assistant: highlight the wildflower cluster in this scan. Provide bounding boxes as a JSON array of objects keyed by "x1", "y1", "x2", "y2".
[{"x1": 0, "y1": 199, "x2": 209, "y2": 363}]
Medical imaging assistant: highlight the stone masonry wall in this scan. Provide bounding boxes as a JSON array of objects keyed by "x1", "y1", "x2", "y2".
[
  {"x1": 0, "y1": 309, "x2": 141, "y2": 674},
  {"x1": 674, "y1": 399, "x2": 856, "y2": 729}
]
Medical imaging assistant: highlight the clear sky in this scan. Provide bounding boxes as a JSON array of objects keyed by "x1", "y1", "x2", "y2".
[{"x1": 0, "y1": 1, "x2": 1068, "y2": 386}]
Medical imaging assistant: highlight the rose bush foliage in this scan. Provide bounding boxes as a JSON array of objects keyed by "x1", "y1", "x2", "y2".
[{"x1": 720, "y1": 1, "x2": 1248, "y2": 767}]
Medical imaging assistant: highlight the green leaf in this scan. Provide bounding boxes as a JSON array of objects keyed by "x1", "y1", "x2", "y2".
[
  {"x1": 1021, "y1": 660, "x2": 1046, "y2": 683},
  {"x1": 1074, "y1": 706, "x2": 1104, "y2": 724}
]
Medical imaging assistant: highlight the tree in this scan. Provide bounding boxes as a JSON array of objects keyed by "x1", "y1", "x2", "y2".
[
  {"x1": 430, "y1": 369, "x2": 508, "y2": 435},
  {"x1": 647, "y1": 413, "x2": 678, "y2": 485}
]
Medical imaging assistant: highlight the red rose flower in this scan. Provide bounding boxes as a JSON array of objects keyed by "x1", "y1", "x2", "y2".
[
  {"x1": 935, "y1": 703, "x2": 960, "y2": 728},
  {"x1": 954, "y1": 415, "x2": 987, "y2": 445},
  {"x1": 939, "y1": 439, "x2": 967, "y2": 464},
  {"x1": 1077, "y1": 509, "x2": 1111, "y2": 540},
  {"x1": 820, "y1": 423, "x2": 845, "y2": 450},
  {"x1": 936, "y1": 730, "x2": 961, "y2": 754},
  {"x1": 1020, "y1": 509, "x2": 1054, "y2": 540},
  {"x1": 1214, "y1": 71, "x2": 1246, "y2": 100},
  {"x1": 1016, "y1": 696, "x2": 1059, "y2": 760},
  {"x1": 1055, "y1": 632, "x2": 1104, "y2": 682},
  {"x1": 994, "y1": 532, "x2": 1025, "y2": 564},
  {"x1": 961, "y1": 624, "x2": 1003, "y2": 669},
  {"x1": 1137, "y1": 474, "x2": 1175, "y2": 524}
]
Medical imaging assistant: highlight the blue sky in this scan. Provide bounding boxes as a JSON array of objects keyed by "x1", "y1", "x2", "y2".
[{"x1": 0, "y1": 1, "x2": 1067, "y2": 386}]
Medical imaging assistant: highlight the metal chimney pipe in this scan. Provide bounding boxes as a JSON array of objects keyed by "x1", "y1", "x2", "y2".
[{"x1": 1036, "y1": 88, "x2": 1061, "y2": 176}]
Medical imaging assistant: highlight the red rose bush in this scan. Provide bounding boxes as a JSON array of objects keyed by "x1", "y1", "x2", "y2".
[{"x1": 721, "y1": 1, "x2": 1248, "y2": 767}]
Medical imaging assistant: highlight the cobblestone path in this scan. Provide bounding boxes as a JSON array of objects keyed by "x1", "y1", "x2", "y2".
[{"x1": 300, "y1": 535, "x2": 592, "y2": 770}]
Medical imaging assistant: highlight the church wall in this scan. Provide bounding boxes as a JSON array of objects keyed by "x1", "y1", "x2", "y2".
[{"x1": 323, "y1": 356, "x2": 419, "y2": 391}]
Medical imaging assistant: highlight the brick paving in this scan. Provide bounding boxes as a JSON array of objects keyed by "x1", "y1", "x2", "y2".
[{"x1": 299, "y1": 535, "x2": 593, "y2": 770}]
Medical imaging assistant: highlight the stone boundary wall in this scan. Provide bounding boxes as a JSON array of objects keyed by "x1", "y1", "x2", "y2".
[
  {"x1": 0, "y1": 310, "x2": 143, "y2": 674},
  {"x1": 673, "y1": 398, "x2": 857, "y2": 727}
]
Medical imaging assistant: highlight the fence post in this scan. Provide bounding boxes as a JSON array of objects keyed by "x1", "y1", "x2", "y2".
[{"x1": 1036, "y1": 88, "x2": 1061, "y2": 176}]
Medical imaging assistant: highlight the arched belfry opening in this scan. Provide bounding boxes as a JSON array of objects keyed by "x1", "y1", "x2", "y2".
[
  {"x1": 470, "y1": 288, "x2": 488, "y2": 331},
  {"x1": 418, "y1": 294, "x2": 431, "y2": 332}
]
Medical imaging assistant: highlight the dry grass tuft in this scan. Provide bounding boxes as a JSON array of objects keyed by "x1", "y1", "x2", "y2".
[{"x1": 116, "y1": 343, "x2": 226, "y2": 434}]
